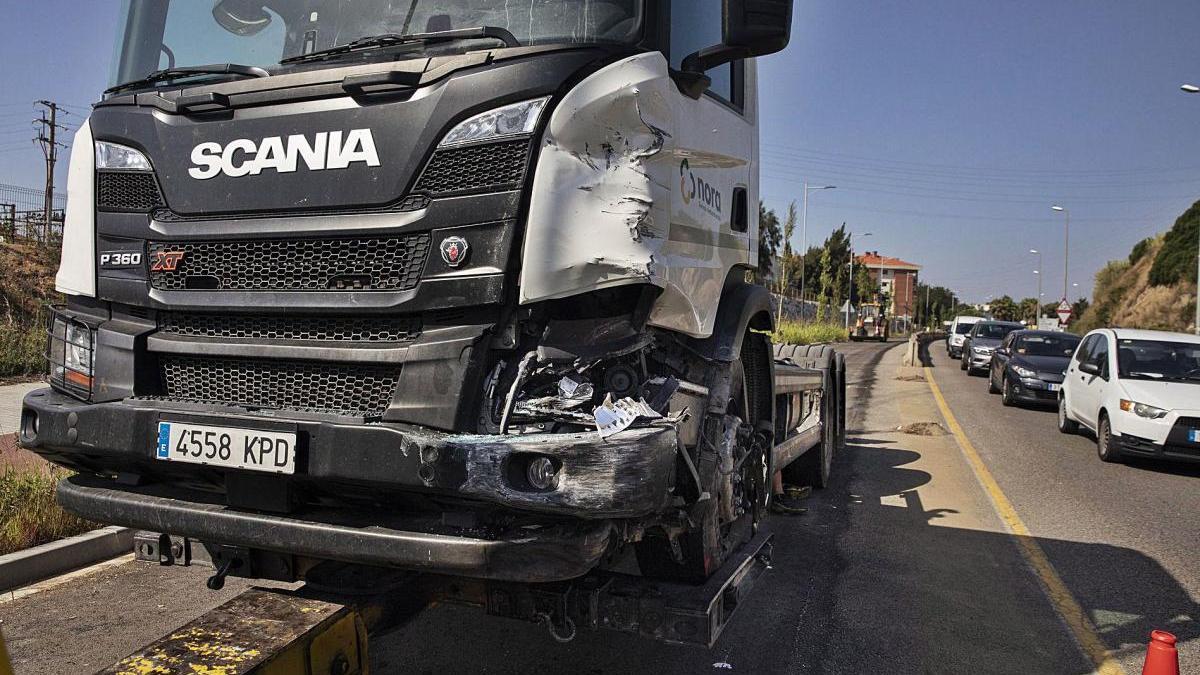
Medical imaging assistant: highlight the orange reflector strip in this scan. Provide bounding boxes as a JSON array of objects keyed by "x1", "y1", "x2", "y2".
[{"x1": 65, "y1": 371, "x2": 92, "y2": 390}]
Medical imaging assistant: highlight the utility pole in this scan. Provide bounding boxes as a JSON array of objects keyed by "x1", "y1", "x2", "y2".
[
  {"x1": 796, "y1": 183, "x2": 835, "y2": 322},
  {"x1": 1051, "y1": 205, "x2": 1069, "y2": 303},
  {"x1": 35, "y1": 100, "x2": 69, "y2": 243}
]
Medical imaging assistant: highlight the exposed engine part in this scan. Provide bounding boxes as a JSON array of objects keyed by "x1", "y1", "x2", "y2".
[
  {"x1": 499, "y1": 352, "x2": 537, "y2": 434},
  {"x1": 602, "y1": 364, "x2": 639, "y2": 398}
]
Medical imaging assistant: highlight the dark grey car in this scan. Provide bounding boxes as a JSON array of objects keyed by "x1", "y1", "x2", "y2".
[{"x1": 961, "y1": 321, "x2": 1025, "y2": 375}]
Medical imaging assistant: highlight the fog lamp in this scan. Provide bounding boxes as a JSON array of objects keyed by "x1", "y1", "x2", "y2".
[{"x1": 526, "y1": 456, "x2": 559, "y2": 491}]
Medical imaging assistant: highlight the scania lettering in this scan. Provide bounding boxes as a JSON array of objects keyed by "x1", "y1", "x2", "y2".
[{"x1": 21, "y1": 0, "x2": 842, "y2": 645}]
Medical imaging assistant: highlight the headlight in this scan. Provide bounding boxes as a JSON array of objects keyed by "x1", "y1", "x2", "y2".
[
  {"x1": 1119, "y1": 399, "x2": 1168, "y2": 420},
  {"x1": 973, "y1": 346, "x2": 992, "y2": 354},
  {"x1": 95, "y1": 141, "x2": 152, "y2": 171},
  {"x1": 1012, "y1": 365, "x2": 1037, "y2": 378},
  {"x1": 439, "y1": 97, "x2": 550, "y2": 147},
  {"x1": 47, "y1": 309, "x2": 96, "y2": 400}
]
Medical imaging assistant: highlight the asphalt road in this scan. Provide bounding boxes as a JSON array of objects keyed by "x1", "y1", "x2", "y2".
[
  {"x1": 3, "y1": 340, "x2": 1191, "y2": 673},
  {"x1": 926, "y1": 344, "x2": 1199, "y2": 674}
]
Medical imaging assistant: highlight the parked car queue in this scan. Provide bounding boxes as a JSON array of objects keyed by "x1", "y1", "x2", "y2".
[{"x1": 948, "y1": 317, "x2": 1200, "y2": 466}]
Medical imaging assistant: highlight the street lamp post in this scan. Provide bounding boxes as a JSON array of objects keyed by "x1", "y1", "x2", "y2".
[
  {"x1": 1051, "y1": 205, "x2": 1070, "y2": 302},
  {"x1": 793, "y1": 184, "x2": 836, "y2": 323},
  {"x1": 1183, "y1": 85, "x2": 1200, "y2": 332},
  {"x1": 1030, "y1": 248, "x2": 1043, "y2": 322},
  {"x1": 847, "y1": 232, "x2": 872, "y2": 329}
]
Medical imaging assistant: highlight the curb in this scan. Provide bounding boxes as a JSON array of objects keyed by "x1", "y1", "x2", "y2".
[{"x1": 0, "y1": 526, "x2": 132, "y2": 592}]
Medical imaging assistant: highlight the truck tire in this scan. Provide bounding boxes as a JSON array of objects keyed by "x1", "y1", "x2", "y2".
[
  {"x1": 779, "y1": 345, "x2": 837, "y2": 489},
  {"x1": 636, "y1": 332, "x2": 772, "y2": 582}
]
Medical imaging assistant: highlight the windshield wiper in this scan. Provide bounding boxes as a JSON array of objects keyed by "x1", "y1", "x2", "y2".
[
  {"x1": 281, "y1": 26, "x2": 521, "y2": 65},
  {"x1": 105, "y1": 64, "x2": 270, "y2": 95}
]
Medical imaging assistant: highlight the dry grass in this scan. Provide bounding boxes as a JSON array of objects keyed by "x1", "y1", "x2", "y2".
[
  {"x1": 0, "y1": 242, "x2": 59, "y2": 378},
  {"x1": 0, "y1": 466, "x2": 94, "y2": 556},
  {"x1": 1076, "y1": 235, "x2": 1195, "y2": 334},
  {"x1": 773, "y1": 321, "x2": 849, "y2": 346}
]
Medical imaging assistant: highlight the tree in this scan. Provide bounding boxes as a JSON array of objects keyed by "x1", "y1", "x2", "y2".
[
  {"x1": 1018, "y1": 297, "x2": 1039, "y2": 324},
  {"x1": 816, "y1": 246, "x2": 833, "y2": 322},
  {"x1": 776, "y1": 201, "x2": 798, "y2": 296},
  {"x1": 990, "y1": 295, "x2": 1019, "y2": 321},
  {"x1": 853, "y1": 263, "x2": 873, "y2": 305},
  {"x1": 914, "y1": 283, "x2": 960, "y2": 328},
  {"x1": 756, "y1": 202, "x2": 781, "y2": 284}
]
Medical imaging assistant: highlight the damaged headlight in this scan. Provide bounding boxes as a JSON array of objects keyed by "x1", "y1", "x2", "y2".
[
  {"x1": 439, "y1": 97, "x2": 550, "y2": 147},
  {"x1": 47, "y1": 307, "x2": 97, "y2": 401}
]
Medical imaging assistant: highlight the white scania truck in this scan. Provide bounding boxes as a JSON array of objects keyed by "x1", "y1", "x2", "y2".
[{"x1": 20, "y1": 0, "x2": 843, "y2": 644}]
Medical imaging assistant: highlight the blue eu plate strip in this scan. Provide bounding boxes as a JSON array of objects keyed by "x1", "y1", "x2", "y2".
[{"x1": 156, "y1": 423, "x2": 171, "y2": 458}]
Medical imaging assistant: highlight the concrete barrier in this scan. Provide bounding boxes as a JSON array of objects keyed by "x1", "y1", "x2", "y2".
[{"x1": 0, "y1": 526, "x2": 132, "y2": 592}]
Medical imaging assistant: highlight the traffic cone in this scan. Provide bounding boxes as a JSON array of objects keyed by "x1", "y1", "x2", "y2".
[{"x1": 1141, "y1": 630, "x2": 1178, "y2": 675}]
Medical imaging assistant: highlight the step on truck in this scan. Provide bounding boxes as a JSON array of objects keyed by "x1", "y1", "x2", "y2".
[{"x1": 20, "y1": 0, "x2": 843, "y2": 646}]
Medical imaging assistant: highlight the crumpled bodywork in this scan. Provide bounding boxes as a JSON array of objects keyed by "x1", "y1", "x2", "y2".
[{"x1": 520, "y1": 52, "x2": 674, "y2": 308}]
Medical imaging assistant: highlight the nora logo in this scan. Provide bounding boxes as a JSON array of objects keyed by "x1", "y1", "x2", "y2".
[
  {"x1": 679, "y1": 159, "x2": 722, "y2": 216},
  {"x1": 189, "y1": 129, "x2": 381, "y2": 180}
]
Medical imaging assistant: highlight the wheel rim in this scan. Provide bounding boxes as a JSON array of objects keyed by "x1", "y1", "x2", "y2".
[
  {"x1": 1059, "y1": 399, "x2": 1067, "y2": 427},
  {"x1": 1003, "y1": 378, "x2": 1010, "y2": 402}
]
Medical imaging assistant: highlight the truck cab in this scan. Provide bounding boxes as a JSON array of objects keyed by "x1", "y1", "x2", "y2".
[{"x1": 23, "y1": 0, "x2": 801, "y2": 586}]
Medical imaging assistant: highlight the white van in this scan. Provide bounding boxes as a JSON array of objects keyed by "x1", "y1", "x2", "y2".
[{"x1": 947, "y1": 316, "x2": 985, "y2": 359}]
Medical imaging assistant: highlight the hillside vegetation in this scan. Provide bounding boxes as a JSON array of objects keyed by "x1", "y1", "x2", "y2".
[
  {"x1": 1074, "y1": 200, "x2": 1199, "y2": 333},
  {"x1": 0, "y1": 242, "x2": 60, "y2": 379}
]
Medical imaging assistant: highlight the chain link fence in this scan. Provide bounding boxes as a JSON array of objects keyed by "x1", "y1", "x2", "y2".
[{"x1": 0, "y1": 183, "x2": 65, "y2": 245}]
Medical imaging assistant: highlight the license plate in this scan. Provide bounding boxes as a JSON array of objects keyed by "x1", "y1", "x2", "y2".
[
  {"x1": 1189, "y1": 430, "x2": 1200, "y2": 444},
  {"x1": 1046, "y1": 383, "x2": 1061, "y2": 392},
  {"x1": 156, "y1": 422, "x2": 296, "y2": 474}
]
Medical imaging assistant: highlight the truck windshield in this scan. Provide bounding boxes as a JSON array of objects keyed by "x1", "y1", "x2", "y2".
[{"x1": 110, "y1": 0, "x2": 642, "y2": 88}]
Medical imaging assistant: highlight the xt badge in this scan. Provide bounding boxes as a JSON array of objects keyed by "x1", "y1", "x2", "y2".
[
  {"x1": 440, "y1": 236, "x2": 469, "y2": 268},
  {"x1": 150, "y1": 250, "x2": 185, "y2": 272}
]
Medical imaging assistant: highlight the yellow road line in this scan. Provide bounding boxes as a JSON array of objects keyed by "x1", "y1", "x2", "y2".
[{"x1": 925, "y1": 367, "x2": 1125, "y2": 675}]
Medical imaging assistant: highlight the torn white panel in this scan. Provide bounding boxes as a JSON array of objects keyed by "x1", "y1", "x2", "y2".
[
  {"x1": 594, "y1": 394, "x2": 661, "y2": 439},
  {"x1": 521, "y1": 51, "x2": 674, "y2": 306},
  {"x1": 55, "y1": 120, "x2": 96, "y2": 297}
]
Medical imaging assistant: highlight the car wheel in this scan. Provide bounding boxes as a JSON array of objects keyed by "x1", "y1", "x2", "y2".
[
  {"x1": 1096, "y1": 414, "x2": 1122, "y2": 463},
  {"x1": 1057, "y1": 396, "x2": 1079, "y2": 434},
  {"x1": 1001, "y1": 376, "x2": 1015, "y2": 406},
  {"x1": 988, "y1": 370, "x2": 1001, "y2": 394},
  {"x1": 960, "y1": 353, "x2": 968, "y2": 371}
]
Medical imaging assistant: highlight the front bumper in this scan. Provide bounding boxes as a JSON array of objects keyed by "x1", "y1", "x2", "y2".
[
  {"x1": 1115, "y1": 434, "x2": 1200, "y2": 463},
  {"x1": 57, "y1": 474, "x2": 615, "y2": 582},
  {"x1": 21, "y1": 388, "x2": 678, "y2": 580},
  {"x1": 1009, "y1": 377, "x2": 1062, "y2": 404},
  {"x1": 967, "y1": 351, "x2": 993, "y2": 369}
]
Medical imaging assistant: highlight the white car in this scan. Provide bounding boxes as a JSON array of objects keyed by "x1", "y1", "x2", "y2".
[
  {"x1": 1059, "y1": 328, "x2": 1200, "y2": 464},
  {"x1": 947, "y1": 315, "x2": 984, "y2": 359}
]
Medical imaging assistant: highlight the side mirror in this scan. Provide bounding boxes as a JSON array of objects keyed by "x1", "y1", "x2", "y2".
[
  {"x1": 724, "y1": 0, "x2": 794, "y2": 57},
  {"x1": 213, "y1": 0, "x2": 272, "y2": 37},
  {"x1": 1079, "y1": 361, "x2": 1100, "y2": 376},
  {"x1": 680, "y1": 0, "x2": 793, "y2": 82},
  {"x1": 996, "y1": 348, "x2": 1009, "y2": 357}
]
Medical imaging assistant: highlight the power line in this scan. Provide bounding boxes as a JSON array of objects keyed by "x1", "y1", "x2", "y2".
[{"x1": 33, "y1": 100, "x2": 69, "y2": 241}]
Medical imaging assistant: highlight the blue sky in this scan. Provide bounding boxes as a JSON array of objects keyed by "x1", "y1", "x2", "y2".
[{"x1": 3, "y1": 1, "x2": 1200, "y2": 303}]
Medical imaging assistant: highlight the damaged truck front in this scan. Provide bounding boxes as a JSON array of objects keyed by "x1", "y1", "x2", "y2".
[{"x1": 20, "y1": 0, "x2": 824, "y2": 588}]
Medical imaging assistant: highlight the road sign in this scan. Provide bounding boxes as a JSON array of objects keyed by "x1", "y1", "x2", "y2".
[{"x1": 1056, "y1": 300, "x2": 1073, "y2": 324}]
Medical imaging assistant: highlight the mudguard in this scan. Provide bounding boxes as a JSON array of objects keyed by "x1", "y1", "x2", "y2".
[{"x1": 686, "y1": 276, "x2": 774, "y2": 363}]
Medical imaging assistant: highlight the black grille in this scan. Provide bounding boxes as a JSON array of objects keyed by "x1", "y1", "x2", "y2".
[
  {"x1": 97, "y1": 171, "x2": 165, "y2": 212},
  {"x1": 159, "y1": 313, "x2": 422, "y2": 343},
  {"x1": 148, "y1": 235, "x2": 431, "y2": 292},
  {"x1": 414, "y1": 139, "x2": 530, "y2": 196},
  {"x1": 160, "y1": 356, "x2": 399, "y2": 416}
]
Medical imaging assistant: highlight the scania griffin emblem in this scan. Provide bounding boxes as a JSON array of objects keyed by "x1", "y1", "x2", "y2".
[{"x1": 440, "y1": 236, "x2": 469, "y2": 267}]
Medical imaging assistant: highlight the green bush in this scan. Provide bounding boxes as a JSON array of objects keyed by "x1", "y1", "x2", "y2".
[
  {"x1": 772, "y1": 321, "x2": 848, "y2": 346},
  {"x1": 1129, "y1": 236, "x2": 1154, "y2": 265},
  {"x1": 1149, "y1": 200, "x2": 1200, "y2": 287},
  {"x1": 0, "y1": 322, "x2": 44, "y2": 378},
  {"x1": 0, "y1": 467, "x2": 94, "y2": 556}
]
